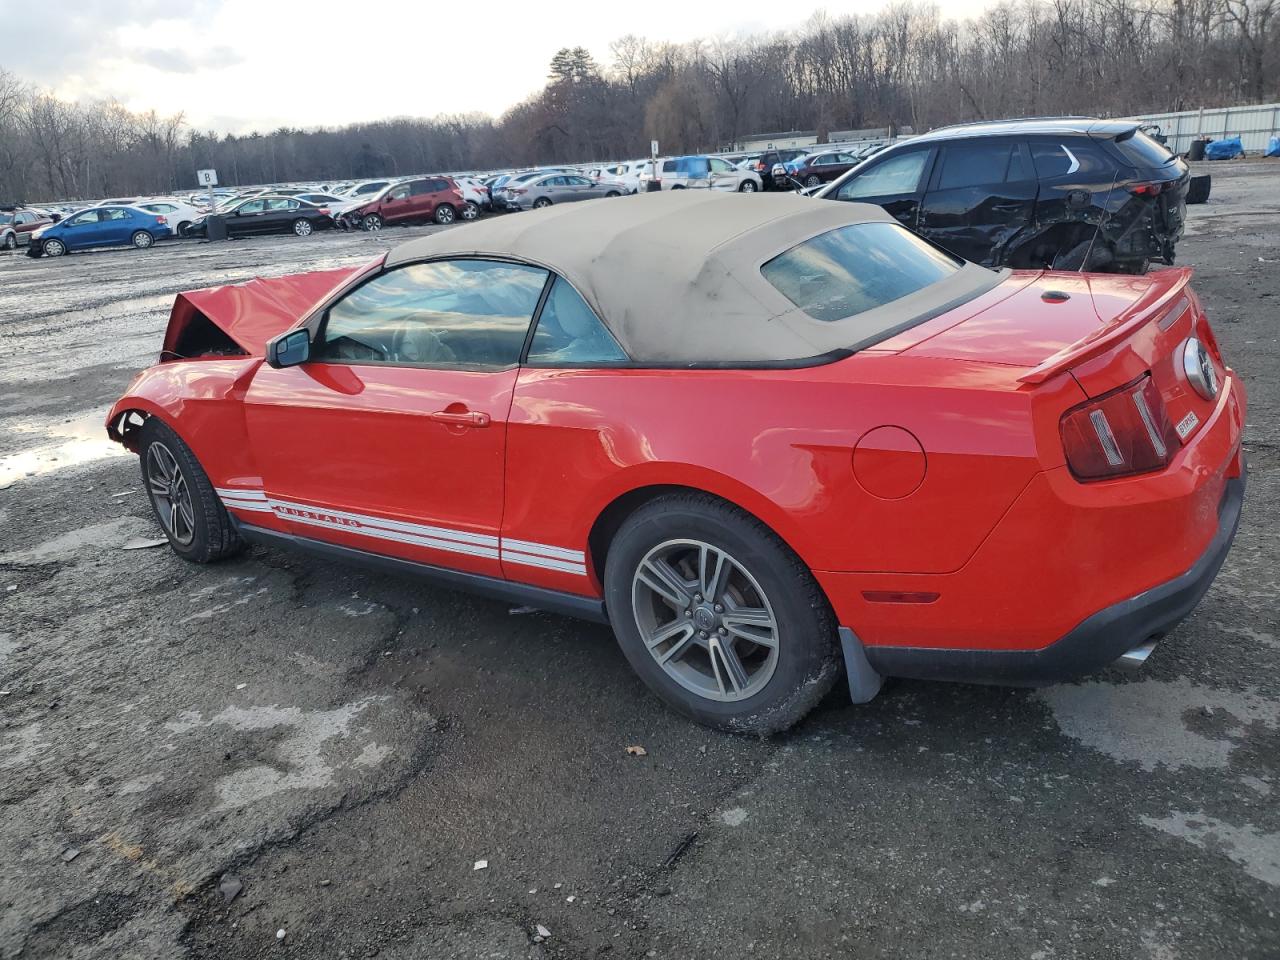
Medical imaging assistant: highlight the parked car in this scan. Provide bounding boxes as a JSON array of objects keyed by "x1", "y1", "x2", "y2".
[
  {"x1": 106, "y1": 191, "x2": 1244, "y2": 734},
  {"x1": 708, "y1": 156, "x2": 762, "y2": 192},
  {"x1": 288, "y1": 192, "x2": 350, "y2": 208},
  {"x1": 789, "y1": 151, "x2": 861, "y2": 188},
  {"x1": 452, "y1": 176, "x2": 490, "y2": 215},
  {"x1": 187, "y1": 195, "x2": 334, "y2": 239},
  {"x1": 135, "y1": 198, "x2": 205, "y2": 237},
  {"x1": 1, "y1": 206, "x2": 54, "y2": 249},
  {"x1": 751, "y1": 149, "x2": 808, "y2": 189},
  {"x1": 342, "y1": 180, "x2": 395, "y2": 199},
  {"x1": 343, "y1": 177, "x2": 471, "y2": 229},
  {"x1": 26, "y1": 205, "x2": 171, "y2": 257},
  {"x1": 816, "y1": 118, "x2": 1189, "y2": 272},
  {"x1": 639, "y1": 156, "x2": 715, "y2": 191},
  {"x1": 504, "y1": 173, "x2": 623, "y2": 210}
]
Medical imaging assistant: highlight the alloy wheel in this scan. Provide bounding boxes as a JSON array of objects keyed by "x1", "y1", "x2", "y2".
[
  {"x1": 462, "y1": 202, "x2": 479, "y2": 220},
  {"x1": 294, "y1": 218, "x2": 313, "y2": 236},
  {"x1": 364, "y1": 214, "x2": 383, "y2": 231},
  {"x1": 146, "y1": 441, "x2": 196, "y2": 546},
  {"x1": 740, "y1": 180, "x2": 757, "y2": 192},
  {"x1": 631, "y1": 539, "x2": 779, "y2": 702},
  {"x1": 805, "y1": 175, "x2": 821, "y2": 188}
]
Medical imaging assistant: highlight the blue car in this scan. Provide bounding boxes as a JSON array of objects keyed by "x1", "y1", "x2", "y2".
[{"x1": 27, "y1": 205, "x2": 173, "y2": 258}]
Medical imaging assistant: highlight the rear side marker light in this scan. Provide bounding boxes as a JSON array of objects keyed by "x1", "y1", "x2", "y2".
[
  {"x1": 862, "y1": 591, "x2": 940, "y2": 604},
  {"x1": 1061, "y1": 374, "x2": 1180, "y2": 481}
]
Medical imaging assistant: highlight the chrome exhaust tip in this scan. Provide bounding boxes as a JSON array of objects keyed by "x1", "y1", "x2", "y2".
[{"x1": 1116, "y1": 639, "x2": 1159, "y2": 671}]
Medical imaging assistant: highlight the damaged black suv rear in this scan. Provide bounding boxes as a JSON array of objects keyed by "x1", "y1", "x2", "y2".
[{"x1": 817, "y1": 117, "x2": 1188, "y2": 273}]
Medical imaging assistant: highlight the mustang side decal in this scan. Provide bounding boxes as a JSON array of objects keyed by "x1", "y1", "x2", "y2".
[{"x1": 214, "y1": 488, "x2": 587, "y2": 575}]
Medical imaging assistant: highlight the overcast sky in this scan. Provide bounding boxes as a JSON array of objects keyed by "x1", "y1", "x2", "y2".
[{"x1": 2, "y1": 0, "x2": 995, "y2": 134}]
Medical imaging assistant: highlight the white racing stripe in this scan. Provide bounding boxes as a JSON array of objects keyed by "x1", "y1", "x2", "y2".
[{"x1": 215, "y1": 487, "x2": 585, "y2": 575}]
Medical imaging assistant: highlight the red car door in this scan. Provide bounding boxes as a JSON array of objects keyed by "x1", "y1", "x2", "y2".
[
  {"x1": 243, "y1": 258, "x2": 549, "y2": 578},
  {"x1": 379, "y1": 182, "x2": 413, "y2": 224}
]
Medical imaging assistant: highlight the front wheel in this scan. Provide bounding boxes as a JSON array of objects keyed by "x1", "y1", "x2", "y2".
[
  {"x1": 139, "y1": 417, "x2": 244, "y2": 563},
  {"x1": 176, "y1": 221, "x2": 191, "y2": 237},
  {"x1": 532, "y1": 198, "x2": 552, "y2": 209},
  {"x1": 2, "y1": 233, "x2": 16, "y2": 250},
  {"x1": 434, "y1": 203, "x2": 456, "y2": 224},
  {"x1": 363, "y1": 213, "x2": 383, "y2": 232},
  {"x1": 43, "y1": 238, "x2": 66, "y2": 257},
  {"x1": 738, "y1": 180, "x2": 758, "y2": 193},
  {"x1": 131, "y1": 230, "x2": 154, "y2": 249},
  {"x1": 604, "y1": 494, "x2": 840, "y2": 734},
  {"x1": 605, "y1": 190, "x2": 620, "y2": 198},
  {"x1": 292, "y1": 218, "x2": 313, "y2": 237}
]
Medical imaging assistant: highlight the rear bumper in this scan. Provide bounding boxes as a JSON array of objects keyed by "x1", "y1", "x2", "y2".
[{"x1": 862, "y1": 463, "x2": 1245, "y2": 685}]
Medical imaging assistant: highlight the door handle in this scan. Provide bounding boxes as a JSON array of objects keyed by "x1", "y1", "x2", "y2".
[{"x1": 430, "y1": 410, "x2": 490, "y2": 427}]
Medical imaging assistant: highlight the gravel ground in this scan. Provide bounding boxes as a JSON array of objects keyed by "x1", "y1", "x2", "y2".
[{"x1": 1, "y1": 166, "x2": 1278, "y2": 960}]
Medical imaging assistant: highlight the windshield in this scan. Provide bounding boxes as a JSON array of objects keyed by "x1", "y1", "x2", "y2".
[{"x1": 761, "y1": 222, "x2": 962, "y2": 323}]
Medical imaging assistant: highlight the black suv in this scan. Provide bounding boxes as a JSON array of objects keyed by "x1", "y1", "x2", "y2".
[{"x1": 815, "y1": 118, "x2": 1189, "y2": 273}]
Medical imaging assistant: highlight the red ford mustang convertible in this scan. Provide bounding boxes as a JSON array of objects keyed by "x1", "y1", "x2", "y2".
[{"x1": 108, "y1": 192, "x2": 1246, "y2": 733}]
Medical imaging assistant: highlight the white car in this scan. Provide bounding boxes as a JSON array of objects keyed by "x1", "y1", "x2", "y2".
[
  {"x1": 452, "y1": 176, "x2": 490, "y2": 213},
  {"x1": 636, "y1": 157, "x2": 761, "y2": 193},
  {"x1": 135, "y1": 198, "x2": 205, "y2": 237},
  {"x1": 599, "y1": 161, "x2": 650, "y2": 194}
]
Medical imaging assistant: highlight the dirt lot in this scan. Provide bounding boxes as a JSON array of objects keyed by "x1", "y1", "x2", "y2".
[{"x1": 2, "y1": 165, "x2": 1278, "y2": 960}]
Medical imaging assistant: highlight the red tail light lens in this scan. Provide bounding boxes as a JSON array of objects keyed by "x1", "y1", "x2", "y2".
[
  {"x1": 1060, "y1": 375, "x2": 1179, "y2": 481},
  {"x1": 156, "y1": 215, "x2": 168, "y2": 224},
  {"x1": 1130, "y1": 182, "x2": 1164, "y2": 197},
  {"x1": 317, "y1": 208, "x2": 330, "y2": 215}
]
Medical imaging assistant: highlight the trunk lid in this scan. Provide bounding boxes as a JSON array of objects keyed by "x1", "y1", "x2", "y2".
[{"x1": 897, "y1": 267, "x2": 1225, "y2": 446}]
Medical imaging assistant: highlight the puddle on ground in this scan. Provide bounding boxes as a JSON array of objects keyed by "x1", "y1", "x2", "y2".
[{"x1": 0, "y1": 410, "x2": 127, "y2": 488}]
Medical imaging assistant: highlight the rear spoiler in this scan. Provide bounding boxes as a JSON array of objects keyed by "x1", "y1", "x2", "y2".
[{"x1": 1018, "y1": 268, "x2": 1192, "y2": 385}]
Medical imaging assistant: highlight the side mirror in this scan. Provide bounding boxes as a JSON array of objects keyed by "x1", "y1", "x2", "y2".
[{"x1": 266, "y1": 328, "x2": 310, "y2": 369}]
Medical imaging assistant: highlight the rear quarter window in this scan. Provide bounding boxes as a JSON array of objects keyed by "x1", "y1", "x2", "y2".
[
  {"x1": 761, "y1": 222, "x2": 962, "y2": 322},
  {"x1": 1030, "y1": 139, "x2": 1118, "y2": 179}
]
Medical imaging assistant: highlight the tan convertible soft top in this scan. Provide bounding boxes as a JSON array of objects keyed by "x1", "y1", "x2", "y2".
[{"x1": 386, "y1": 191, "x2": 1003, "y2": 365}]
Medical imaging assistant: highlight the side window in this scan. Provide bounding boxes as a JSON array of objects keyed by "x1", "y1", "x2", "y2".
[
  {"x1": 240, "y1": 199, "x2": 266, "y2": 213},
  {"x1": 526, "y1": 277, "x2": 627, "y2": 365},
  {"x1": 429, "y1": 178, "x2": 450, "y2": 192},
  {"x1": 836, "y1": 150, "x2": 930, "y2": 200},
  {"x1": 409, "y1": 180, "x2": 431, "y2": 196},
  {"x1": 102, "y1": 208, "x2": 130, "y2": 221},
  {"x1": 315, "y1": 259, "x2": 548, "y2": 369},
  {"x1": 69, "y1": 211, "x2": 100, "y2": 225},
  {"x1": 1030, "y1": 139, "x2": 1118, "y2": 179},
  {"x1": 936, "y1": 141, "x2": 1020, "y2": 190},
  {"x1": 266, "y1": 198, "x2": 295, "y2": 210},
  {"x1": 662, "y1": 160, "x2": 677, "y2": 173},
  {"x1": 388, "y1": 184, "x2": 411, "y2": 200},
  {"x1": 1007, "y1": 143, "x2": 1035, "y2": 182},
  {"x1": 710, "y1": 158, "x2": 732, "y2": 173}
]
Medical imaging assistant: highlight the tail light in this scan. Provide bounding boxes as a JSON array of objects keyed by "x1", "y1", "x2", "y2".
[
  {"x1": 317, "y1": 208, "x2": 330, "y2": 216},
  {"x1": 1130, "y1": 182, "x2": 1164, "y2": 197},
  {"x1": 156, "y1": 215, "x2": 168, "y2": 225},
  {"x1": 1060, "y1": 375, "x2": 1179, "y2": 481},
  {"x1": 510, "y1": 187, "x2": 526, "y2": 195}
]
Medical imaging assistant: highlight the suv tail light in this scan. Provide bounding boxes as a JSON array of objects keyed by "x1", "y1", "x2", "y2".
[
  {"x1": 1060, "y1": 375, "x2": 1179, "y2": 481},
  {"x1": 1130, "y1": 182, "x2": 1164, "y2": 197}
]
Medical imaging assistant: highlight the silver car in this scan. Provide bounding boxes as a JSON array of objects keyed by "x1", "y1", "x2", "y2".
[{"x1": 506, "y1": 174, "x2": 624, "y2": 211}]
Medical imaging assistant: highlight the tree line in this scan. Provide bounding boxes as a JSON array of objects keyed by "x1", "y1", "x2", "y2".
[{"x1": 1, "y1": 0, "x2": 1276, "y2": 202}]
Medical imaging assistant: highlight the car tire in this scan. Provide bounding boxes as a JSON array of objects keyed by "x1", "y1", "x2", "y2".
[
  {"x1": 292, "y1": 218, "x2": 314, "y2": 237},
  {"x1": 138, "y1": 417, "x2": 244, "y2": 564},
  {"x1": 363, "y1": 213, "x2": 383, "y2": 232},
  {"x1": 804, "y1": 175, "x2": 821, "y2": 188},
  {"x1": 177, "y1": 221, "x2": 191, "y2": 237},
  {"x1": 671, "y1": 185, "x2": 685, "y2": 190},
  {"x1": 738, "y1": 180, "x2": 757, "y2": 192},
  {"x1": 2, "y1": 232, "x2": 15, "y2": 250},
  {"x1": 43, "y1": 238, "x2": 66, "y2": 257},
  {"x1": 131, "y1": 230, "x2": 154, "y2": 249},
  {"x1": 604, "y1": 493, "x2": 841, "y2": 735},
  {"x1": 462, "y1": 201, "x2": 479, "y2": 220},
  {"x1": 532, "y1": 198, "x2": 552, "y2": 209},
  {"x1": 435, "y1": 204, "x2": 456, "y2": 224},
  {"x1": 606, "y1": 191, "x2": 620, "y2": 198}
]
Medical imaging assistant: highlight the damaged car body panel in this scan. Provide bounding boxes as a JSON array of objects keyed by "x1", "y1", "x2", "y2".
[{"x1": 818, "y1": 118, "x2": 1189, "y2": 274}]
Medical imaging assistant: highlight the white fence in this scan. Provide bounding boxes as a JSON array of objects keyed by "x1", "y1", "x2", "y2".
[{"x1": 1120, "y1": 103, "x2": 1280, "y2": 154}]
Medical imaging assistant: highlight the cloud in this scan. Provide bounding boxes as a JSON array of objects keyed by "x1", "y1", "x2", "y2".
[{"x1": 132, "y1": 46, "x2": 244, "y2": 74}]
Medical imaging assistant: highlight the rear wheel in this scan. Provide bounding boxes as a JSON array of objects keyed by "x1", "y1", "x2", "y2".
[
  {"x1": 43, "y1": 238, "x2": 66, "y2": 257},
  {"x1": 434, "y1": 203, "x2": 456, "y2": 224},
  {"x1": 292, "y1": 218, "x2": 313, "y2": 237},
  {"x1": 604, "y1": 494, "x2": 840, "y2": 735},
  {"x1": 804, "y1": 174, "x2": 821, "y2": 188},
  {"x1": 131, "y1": 230, "x2": 154, "y2": 249},
  {"x1": 139, "y1": 418, "x2": 244, "y2": 563}
]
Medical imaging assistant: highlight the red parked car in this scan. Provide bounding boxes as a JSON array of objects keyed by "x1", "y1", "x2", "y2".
[
  {"x1": 343, "y1": 176, "x2": 474, "y2": 231},
  {"x1": 107, "y1": 192, "x2": 1245, "y2": 733}
]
